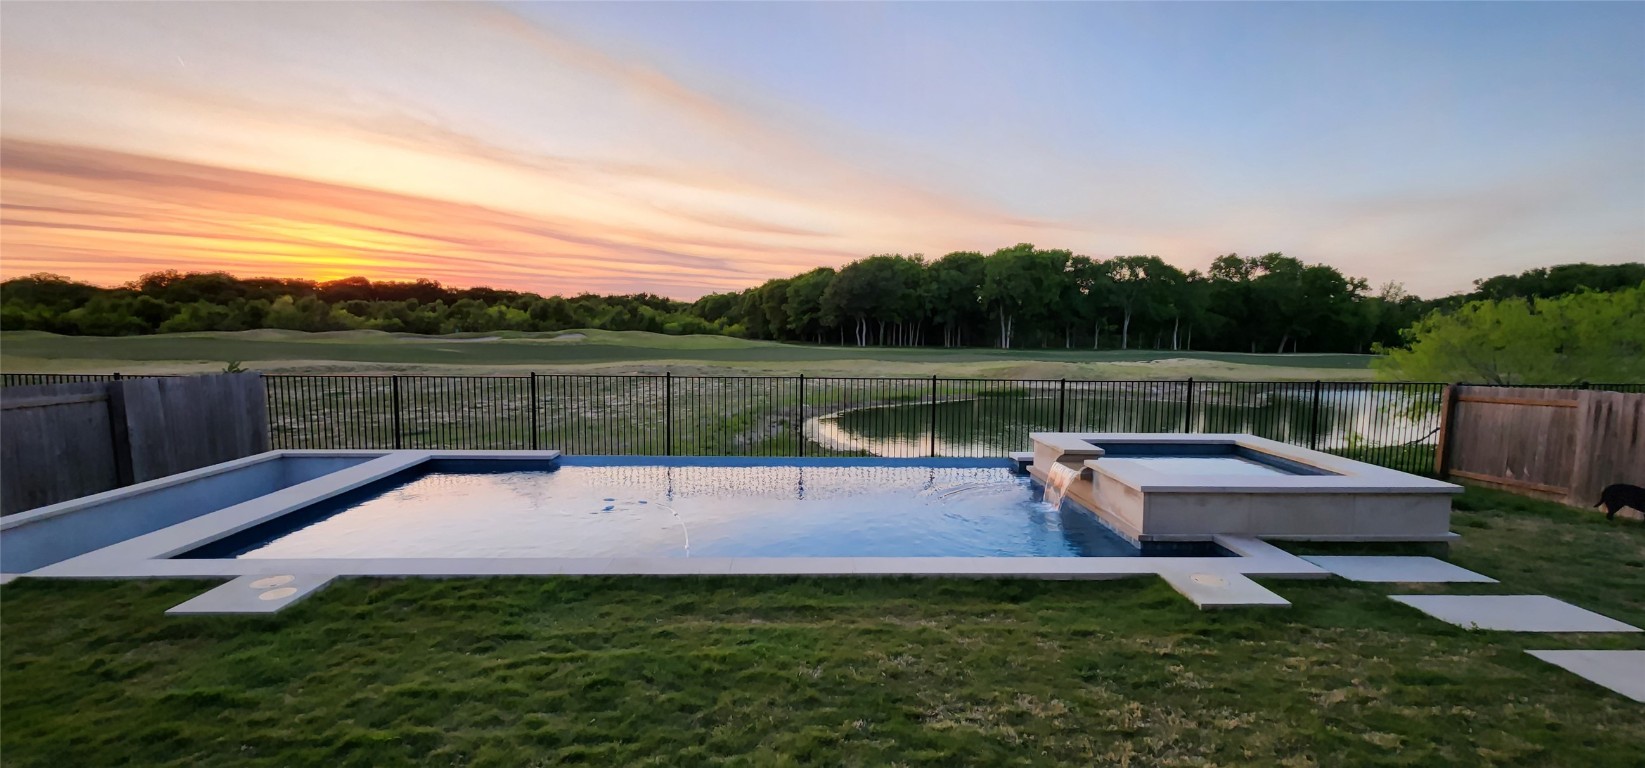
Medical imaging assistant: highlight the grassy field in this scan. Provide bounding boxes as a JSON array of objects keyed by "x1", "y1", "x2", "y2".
[
  {"x1": 2, "y1": 486, "x2": 1642, "y2": 767},
  {"x1": 0, "y1": 329, "x2": 1379, "y2": 380}
]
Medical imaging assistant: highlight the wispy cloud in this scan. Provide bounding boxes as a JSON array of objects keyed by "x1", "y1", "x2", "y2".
[
  {"x1": 0, "y1": 2, "x2": 1076, "y2": 296},
  {"x1": 0, "y1": 140, "x2": 776, "y2": 296},
  {"x1": 1, "y1": 2, "x2": 1639, "y2": 297}
]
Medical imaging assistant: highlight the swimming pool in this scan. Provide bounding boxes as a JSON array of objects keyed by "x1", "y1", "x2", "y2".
[
  {"x1": 180, "y1": 458, "x2": 1190, "y2": 559},
  {"x1": 16, "y1": 450, "x2": 1344, "y2": 613}
]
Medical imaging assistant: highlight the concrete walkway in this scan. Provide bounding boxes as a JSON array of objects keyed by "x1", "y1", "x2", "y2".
[{"x1": 1314, "y1": 555, "x2": 1645, "y2": 703}]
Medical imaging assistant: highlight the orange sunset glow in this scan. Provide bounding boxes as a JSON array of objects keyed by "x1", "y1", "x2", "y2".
[{"x1": 3, "y1": 2, "x2": 1642, "y2": 298}]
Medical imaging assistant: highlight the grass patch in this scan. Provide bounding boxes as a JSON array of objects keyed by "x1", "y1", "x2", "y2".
[
  {"x1": 973, "y1": 387, "x2": 1034, "y2": 398},
  {"x1": 3, "y1": 487, "x2": 1642, "y2": 766},
  {"x1": 0, "y1": 330, "x2": 1378, "y2": 380}
]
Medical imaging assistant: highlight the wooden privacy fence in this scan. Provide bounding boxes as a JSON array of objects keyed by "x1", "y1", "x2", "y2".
[
  {"x1": 1436, "y1": 385, "x2": 1645, "y2": 509},
  {"x1": 0, "y1": 373, "x2": 269, "y2": 515}
]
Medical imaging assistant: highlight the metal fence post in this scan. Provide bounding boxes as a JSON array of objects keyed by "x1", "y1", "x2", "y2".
[
  {"x1": 1183, "y1": 378, "x2": 1194, "y2": 433},
  {"x1": 391, "y1": 375, "x2": 403, "y2": 449},
  {"x1": 1434, "y1": 383, "x2": 1458, "y2": 477},
  {"x1": 929, "y1": 375, "x2": 938, "y2": 458},
  {"x1": 1057, "y1": 378, "x2": 1067, "y2": 432},
  {"x1": 528, "y1": 372, "x2": 539, "y2": 450},
  {"x1": 797, "y1": 374, "x2": 806, "y2": 458},
  {"x1": 1308, "y1": 379, "x2": 1322, "y2": 449},
  {"x1": 665, "y1": 372, "x2": 673, "y2": 456}
]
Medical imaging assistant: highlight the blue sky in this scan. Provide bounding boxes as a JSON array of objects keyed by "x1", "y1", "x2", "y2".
[{"x1": 2, "y1": 1, "x2": 1640, "y2": 297}]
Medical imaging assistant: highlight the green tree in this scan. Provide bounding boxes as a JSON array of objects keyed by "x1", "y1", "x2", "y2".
[
  {"x1": 1471, "y1": 263, "x2": 1645, "y2": 301},
  {"x1": 882, "y1": 255, "x2": 928, "y2": 346},
  {"x1": 820, "y1": 259, "x2": 882, "y2": 346},
  {"x1": 784, "y1": 268, "x2": 836, "y2": 343},
  {"x1": 980, "y1": 244, "x2": 1068, "y2": 349},
  {"x1": 1374, "y1": 286, "x2": 1645, "y2": 384},
  {"x1": 1106, "y1": 255, "x2": 1177, "y2": 350},
  {"x1": 926, "y1": 251, "x2": 987, "y2": 348}
]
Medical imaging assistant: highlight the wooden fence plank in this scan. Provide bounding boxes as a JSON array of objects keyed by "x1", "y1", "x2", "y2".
[
  {"x1": 0, "y1": 382, "x2": 121, "y2": 515},
  {"x1": 122, "y1": 373, "x2": 269, "y2": 483},
  {"x1": 0, "y1": 373, "x2": 270, "y2": 515},
  {"x1": 1568, "y1": 390, "x2": 1645, "y2": 508},
  {"x1": 1443, "y1": 385, "x2": 1644, "y2": 509},
  {"x1": 1446, "y1": 385, "x2": 1577, "y2": 501},
  {"x1": 1435, "y1": 384, "x2": 1456, "y2": 476}
]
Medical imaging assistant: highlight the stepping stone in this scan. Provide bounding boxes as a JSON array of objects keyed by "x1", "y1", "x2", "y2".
[
  {"x1": 1304, "y1": 556, "x2": 1496, "y2": 583},
  {"x1": 1159, "y1": 570, "x2": 1290, "y2": 609},
  {"x1": 167, "y1": 573, "x2": 335, "y2": 616},
  {"x1": 1391, "y1": 595, "x2": 1641, "y2": 632},
  {"x1": 1527, "y1": 650, "x2": 1645, "y2": 702}
]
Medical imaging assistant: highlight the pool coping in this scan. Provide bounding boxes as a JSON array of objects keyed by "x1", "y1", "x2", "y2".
[
  {"x1": 20, "y1": 450, "x2": 1330, "y2": 585},
  {"x1": 0, "y1": 449, "x2": 388, "y2": 532},
  {"x1": 1032, "y1": 433, "x2": 1461, "y2": 494}
]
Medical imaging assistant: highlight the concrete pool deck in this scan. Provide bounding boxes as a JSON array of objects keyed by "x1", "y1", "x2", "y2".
[{"x1": 40, "y1": 536, "x2": 1326, "y2": 613}]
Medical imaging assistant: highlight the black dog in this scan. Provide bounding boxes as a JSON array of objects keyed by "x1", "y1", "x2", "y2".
[{"x1": 1596, "y1": 484, "x2": 1645, "y2": 520}]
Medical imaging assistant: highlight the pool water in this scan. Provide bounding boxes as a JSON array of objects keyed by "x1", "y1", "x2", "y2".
[
  {"x1": 1111, "y1": 456, "x2": 1294, "y2": 476},
  {"x1": 184, "y1": 463, "x2": 1158, "y2": 559}
]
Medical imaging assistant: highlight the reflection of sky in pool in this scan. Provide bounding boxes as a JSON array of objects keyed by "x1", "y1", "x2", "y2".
[{"x1": 202, "y1": 465, "x2": 1148, "y2": 559}]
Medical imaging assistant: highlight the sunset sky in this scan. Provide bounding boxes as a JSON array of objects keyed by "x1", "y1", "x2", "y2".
[{"x1": 2, "y1": 2, "x2": 1641, "y2": 300}]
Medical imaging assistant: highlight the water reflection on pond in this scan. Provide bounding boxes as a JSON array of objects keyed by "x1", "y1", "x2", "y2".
[{"x1": 809, "y1": 386, "x2": 1438, "y2": 459}]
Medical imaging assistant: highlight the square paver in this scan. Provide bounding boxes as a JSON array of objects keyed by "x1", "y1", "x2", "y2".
[
  {"x1": 1159, "y1": 570, "x2": 1290, "y2": 609},
  {"x1": 1304, "y1": 556, "x2": 1496, "y2": 583},
  {"x1": 1527, "y1": 650, "x2": 1645, "y2": 702},
  {"x1": 1391, "y1": 595, "x2": 1641, "y2": 632},
  {"x1": 167, "y1": 573, "x2": 334, "y2": 616}
]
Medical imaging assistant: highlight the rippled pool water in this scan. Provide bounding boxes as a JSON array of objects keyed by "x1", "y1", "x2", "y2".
[{"x1": 185, "y1": 463, "x2": 1153, "y2": 559}]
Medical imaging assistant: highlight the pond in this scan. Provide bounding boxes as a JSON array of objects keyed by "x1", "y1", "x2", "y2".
[{"x1": 808, "y1": 385, "x2": 1439, "y2": 459}]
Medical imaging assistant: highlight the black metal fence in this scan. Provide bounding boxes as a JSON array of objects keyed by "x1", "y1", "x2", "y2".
[
  {"x1": 259, "y1": 374, "x2": 1450, "y2": 473},
  {"x1": 0, "y1": 373, "x2": 133, "y2": 387},
  {"x1": 6, "y1": 372, "x2": 1640, "y2": 476}
]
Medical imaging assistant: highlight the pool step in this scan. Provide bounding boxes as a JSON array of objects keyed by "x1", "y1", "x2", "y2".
[
  {"x1": 166, "y1": 573, "x2": 334, "y2": 616},
  {"x1": 1158, "y1": 570, "x2": 1290, "y2": 609}
]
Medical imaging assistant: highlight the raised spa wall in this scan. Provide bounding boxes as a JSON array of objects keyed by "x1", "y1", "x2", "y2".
[{"x1": 1028, "y1": 433, "x2": 1462, "y2": 544}]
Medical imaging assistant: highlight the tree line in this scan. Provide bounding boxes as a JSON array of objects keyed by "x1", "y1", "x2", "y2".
[
  {"x1": 2, "y1": 251, "x2": 1639, "y2": 355},
  {"x1": 0, "y1": 272, "x2": 718, "y2": 337},
  {"x1": 697, "y1": 247, "x2": 1414, "y2": 353},
  {"x1": 694, "y1": 249, "x2": 1640, "y2": 353}
]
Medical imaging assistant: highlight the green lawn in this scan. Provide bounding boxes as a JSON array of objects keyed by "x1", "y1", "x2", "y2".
[
  {"x1": 3, "y1": 486, "x2": 1641, "y2": 767},
  {"x1": 0, "y1": 329, "x2": 1377, "y2": 380}
]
